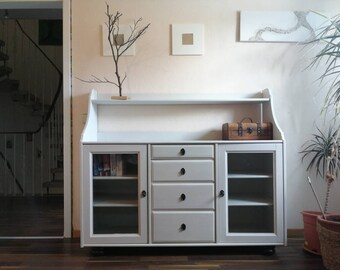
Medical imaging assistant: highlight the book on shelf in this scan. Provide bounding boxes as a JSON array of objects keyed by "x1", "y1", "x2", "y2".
[
  {"x1": 93, "y1": 154, "x2": 99, "y2": 176},
  {"x1": 102, "y1": 154, "x2": 111, "y2": 176},
  {"x1": 110, "y1": 154, "x2": 117, "y2": 176},
  {"x1": 116, "y1": 154, "x2": 123, "y2": 176}
]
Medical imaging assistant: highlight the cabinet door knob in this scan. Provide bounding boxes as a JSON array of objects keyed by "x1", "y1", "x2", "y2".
[
  {"x1": 219, "y1": 190, "x2": 225, "y2": 197},
  {"x1": 180, "y1": 148, "x2": 186, "y2": 156},
  {"x1": 141, "y1": 190, "x2": 147, "y2": 197},
  {"x1": 180, "y1": 193, "x2": 186, "y2": 201},
  {"x1": 180, "y1": 223, "x2": 186, "y2": 231},
  {"x1": 180, "y1": 168, "x2": 186, "y2": 175}
]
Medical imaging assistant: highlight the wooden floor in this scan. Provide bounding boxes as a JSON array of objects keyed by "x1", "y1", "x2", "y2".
[
  {"x1": 0, "y1": 196, "x2": 63, "y2": 237},
  {"x1": 0, "y1": 238, "x2": 325, "y2": 269}
]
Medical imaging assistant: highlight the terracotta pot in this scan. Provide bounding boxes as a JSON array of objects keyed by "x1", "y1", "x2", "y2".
[
  {"x1": 301, "y1": 211, "x2": 322, "y2": 255},
  {"x1": 317, "y1": 215, "x2": 340, "y2": 270}
]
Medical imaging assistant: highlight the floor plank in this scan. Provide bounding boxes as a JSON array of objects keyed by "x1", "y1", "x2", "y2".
[{"x1": 0, "y1": 238, "x2": 325, "y2": 269}]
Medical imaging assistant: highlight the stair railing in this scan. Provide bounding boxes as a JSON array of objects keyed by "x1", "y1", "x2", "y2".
[{"x1": 0, "y1": 18, "x2": 63, "y2": 195}]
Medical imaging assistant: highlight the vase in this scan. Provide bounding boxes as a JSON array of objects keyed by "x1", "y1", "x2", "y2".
[{"x1": 317, "y1": 215, "x2": 340, "y2": 270}]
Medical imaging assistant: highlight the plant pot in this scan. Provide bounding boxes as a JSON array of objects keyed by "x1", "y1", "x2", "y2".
[
  {"x1": 301, "y1": 211, "x2": 322, "y2": 255},
  {"x1": 317, "y1": 215, "x2": 340, "y2": 270}
]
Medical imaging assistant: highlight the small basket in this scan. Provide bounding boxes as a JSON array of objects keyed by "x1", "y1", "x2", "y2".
[{"x1": 317, "y1": 222, "x2": 340, "y2": 270}]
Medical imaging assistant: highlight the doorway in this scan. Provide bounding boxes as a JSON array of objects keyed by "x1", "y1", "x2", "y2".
[{"x1": 0, "y1": 1, "x2": 69, "y2": 238}]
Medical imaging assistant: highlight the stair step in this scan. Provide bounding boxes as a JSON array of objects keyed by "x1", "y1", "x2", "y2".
[
  {"x1": 43, "y1": 180, "x2": 63, "y2": 188},
  {"x1": 51, "y1": 167, "x2": 63, "y2": 174},
  {"x1": 0, "y1": 79, "x2": 19, "y2": 93},
  {"x1": 0, "y1": 66, "x2": 12, "y2": 78},
  {"x1": 43, "y1": 180, "x2": 63, "y2": 194},
  {"x1": 11, "y1": 91, "x2": 36, "y2": 104},
  {"x1": 32, "y1": 102, "x2": 50, "y2": 112},
  {"x1": 0, "y1": 51, "x2": 9, "y2": 61}
]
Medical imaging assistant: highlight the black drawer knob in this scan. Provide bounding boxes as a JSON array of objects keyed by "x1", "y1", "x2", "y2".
[
  {"x1": 180, "y1": 168, "x2": 186, "y2": 175},
  {"x1": 141, "y1": 190, "x2": 147, "y2": 197},
  {"x1": 180, "y1": 193, "x2": 186, "y2": 201},
  {"x1": 180, "y1": 223, "x2": 186, "y2": 231},
  {"x1": 219, "y1": 190, "x2": 225, "y2": 197},
  {"x1": 180, "y1": 148, "x2": 186, "y2": 156}
]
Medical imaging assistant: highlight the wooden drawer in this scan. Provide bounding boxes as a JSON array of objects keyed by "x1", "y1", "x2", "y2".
[
  {"x1": 152, "y1": 211, "x2": 215, "y2": 243},
  {"x1": 151, "y1": 160, "x2": 214, "y2": 182},
  {"x1": 152, "y1": 183, "x2": 214, "y2": 210},
  {"x1": 151, "y1": 145, "x2": 214, "y2": 159}
]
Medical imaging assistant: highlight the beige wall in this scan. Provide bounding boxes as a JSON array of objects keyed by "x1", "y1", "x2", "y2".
[{"x1": 72, "y1": 0, "x2": 340, "y2": 231}]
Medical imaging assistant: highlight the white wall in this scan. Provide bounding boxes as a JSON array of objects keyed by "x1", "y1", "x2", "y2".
[{"x1": 72, "y1": 0, "x2": 340, "y2": 231}]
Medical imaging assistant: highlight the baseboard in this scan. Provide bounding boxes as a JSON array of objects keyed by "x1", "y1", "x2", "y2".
[
  {"x1": 287, "y1": 228, "x2": 304, "y2": 238},
  {"x1": 73, "y1": 229, "x2": 304, "y2": 239},
  {"x1": 73, "y1": 229, "x2": 80, "y2": 238}
]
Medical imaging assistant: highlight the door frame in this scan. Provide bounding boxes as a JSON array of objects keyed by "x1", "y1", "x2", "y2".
[
  {"x1": 63, "y1": 0, "x2": 72, "y2": 238},
  {"x1": 0, "y1": 0, "x2": 72, "y2": 238}
]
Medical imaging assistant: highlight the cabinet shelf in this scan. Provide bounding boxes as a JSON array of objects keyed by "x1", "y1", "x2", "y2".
[
  {"x1": 228, "y1": 196, "x2": 273, "y2": 206},
  {"x1": 93, "y1": 93, "x2": 270, "y2": 105},
  {"x1": 228, "y1": 173, "x2": 272, "y2": 179},
  {"x1": 93, "y1": 176, "x2": 138, "y2": 181},
  {"x1": 93, "y1": 198, "x2": 138, "y2": 207}
]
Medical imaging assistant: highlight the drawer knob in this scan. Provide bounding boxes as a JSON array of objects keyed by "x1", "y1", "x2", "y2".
[
  {"x1": 180, "y1": 148, "x2": 186, "y2": 156},
  {"x1": 180, "y1": 223, "x2": 186, "y2": 231},
  {"x1": 180, "y1": 168, "x2": 186, "y2": 175},
  {"x1": 180, "y1": 193, "x2": 186, "y2": 201},
  {"x1": 141, "y1": 190, "x2": 147, "y2": 197},
  {"x1": 219, "y1": 190, "x2": 225, "y2": 197}
]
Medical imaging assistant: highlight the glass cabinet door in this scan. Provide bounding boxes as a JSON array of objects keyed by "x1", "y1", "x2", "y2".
[
  {"x1": 82, "y1": 144, "x2": 147, "y2": 246},
  {"x1": 217, "y1": 143, "x2": 284, "y2": 244}
]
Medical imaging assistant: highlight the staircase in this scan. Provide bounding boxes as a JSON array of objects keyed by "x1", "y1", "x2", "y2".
[{"x1": 0, "y1": 19, "x2": 63, "y2": 196}]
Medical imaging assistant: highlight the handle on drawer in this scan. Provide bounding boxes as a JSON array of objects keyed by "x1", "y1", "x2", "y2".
[
  {"x1": 180, "y1": 148, "x2": 186, "y2": 156},
  {"x1": 141, "y1": 190, "x2": 147, "y2": 197},
  {"x1": 180, "y1": 223, "x2": 186, "y2": 231},
  {"x1": 219, "y1": 190, "x2": 225, "y2": 197},
  {"x1": 180, "y1": 193, "x2": 186, "y2": 201},
  {"x1": 180, "y1": 168, "x2": 186, "y2": 175}
]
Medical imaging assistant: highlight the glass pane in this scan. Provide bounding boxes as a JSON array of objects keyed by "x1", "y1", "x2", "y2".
[
  {"x1": 92, "y1": 153, "x2": 139, "y2": 235},
  {"x1": 227, "y1": 152, "x2": 274, "y2": 233}
]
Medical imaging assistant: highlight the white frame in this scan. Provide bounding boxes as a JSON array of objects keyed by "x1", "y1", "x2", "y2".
[{"x1": 171, "y1": 24, "x2": 204, "y2": 55}]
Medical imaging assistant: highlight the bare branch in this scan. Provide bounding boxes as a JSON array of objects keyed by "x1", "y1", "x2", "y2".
[{"x1": 79, "y1": 3, "x2": 150, "y2": 96}]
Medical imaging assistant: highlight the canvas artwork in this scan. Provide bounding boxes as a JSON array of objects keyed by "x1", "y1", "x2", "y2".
[
  {"x1": 240, "y1": 11, "x2": 328, "y2": 43},
  {"x1": 102, "y1": 24, "x2": 135, "y2": 56},
  {"x1": 172, "y1": 24, "x2": 204, "y2": 55}
]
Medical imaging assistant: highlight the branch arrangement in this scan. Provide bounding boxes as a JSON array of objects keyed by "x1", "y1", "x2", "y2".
[{"x1": 79, "y1": 4, "x2": 150, "y2": 97}]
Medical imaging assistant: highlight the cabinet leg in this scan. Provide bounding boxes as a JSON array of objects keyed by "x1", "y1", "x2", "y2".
[
  {"x1": 91, "y1": 247, "x2": 105, "y2": 256},
  {"x1": 261, "y1": 246, "x2": 276, "y2": 256}
]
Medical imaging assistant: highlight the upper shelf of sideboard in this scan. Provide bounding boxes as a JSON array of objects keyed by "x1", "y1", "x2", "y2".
[{"x1": 92, "y1": 92, "x2": 270, "y2": 105}]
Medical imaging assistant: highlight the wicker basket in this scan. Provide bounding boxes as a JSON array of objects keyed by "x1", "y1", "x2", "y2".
[{"x1": 317, "y1": 222, "x2": 340, "y2": 270}]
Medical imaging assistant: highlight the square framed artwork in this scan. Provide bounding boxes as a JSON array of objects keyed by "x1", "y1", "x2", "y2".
[
  {"x1": 102, "y1": 24, "x2": 135, "y2": 56},
  {"x1": 171, "y1": 24, "x2": 204, "y2": 55}
]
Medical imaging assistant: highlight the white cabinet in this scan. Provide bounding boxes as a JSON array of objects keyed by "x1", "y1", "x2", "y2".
[
  {"x1": 80, "y1": 89, "x2": 286, "y2": 247},
  {"x1": 217, "y1": 143, "x2": 284, "y2": 244},
  {"x1": 81, "y1": 144, "x2": 147, "y2": 246}
]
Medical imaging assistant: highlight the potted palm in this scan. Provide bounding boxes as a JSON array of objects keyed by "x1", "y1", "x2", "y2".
[
  {"x1": 300, "y1": 12, "x2": 340, "y2": 268},
  {"x1": 300, "y1": 126, "x2": 340, "y2": 254}
]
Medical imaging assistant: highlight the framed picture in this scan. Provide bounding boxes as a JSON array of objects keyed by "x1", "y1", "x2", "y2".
[
  {"x1": 240, "y1": 11, "x2": 327, "y2": 43},
  {"x1": 102, "y1": 24, "x2": 135, "y2": 56},
  {"x1": 171, "y1": 24, "x2": 204, "y2": 55}
]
